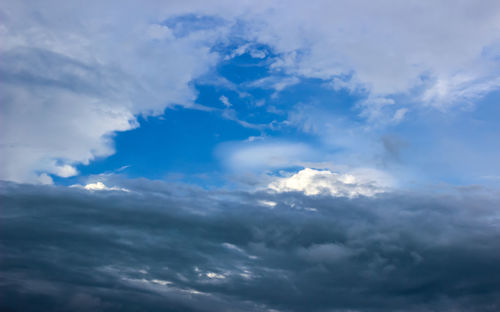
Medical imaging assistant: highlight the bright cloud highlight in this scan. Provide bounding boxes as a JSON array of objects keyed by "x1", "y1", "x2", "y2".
[{"x1": 268, "y1": 168, "x2": 389, "y2": 197}]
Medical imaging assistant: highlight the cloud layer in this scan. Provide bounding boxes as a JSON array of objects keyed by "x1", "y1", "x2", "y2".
[{"x1": 2, "y1": 181, "x2": 500, "y2": 311}]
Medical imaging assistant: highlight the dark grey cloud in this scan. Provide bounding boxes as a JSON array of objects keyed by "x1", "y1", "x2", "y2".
[{"x1": 1, "y1": 181, "x2": 500, "y2": 311}]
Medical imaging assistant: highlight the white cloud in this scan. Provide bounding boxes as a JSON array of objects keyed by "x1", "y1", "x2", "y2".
[
  {"x1": 54, "y1": 165, "x2": 78, "y2": 178},
  {"x1": 206, "y1": 272, "x2": 226, "y2": 279},
  {"x1": 421, "y1": 75, "x2": 500, "y2": 109},
  {"x1": 151, "y1": 279, "x2": 172, "y2": 286},
  {"x1": 0, "y1": 85, "x2": 138, "y2": 182},
  {"x1": 37, "y1": 173, "x2": 54, "y2": 185},
  {"x1": 146, "y1": 24, "x2": 174, "y2": 40},
  {"x1": 225, "y1": 43, "x2": 267, "y2": 60},
  {"x1": 0, "y1": 1, "x2": 221, "y2": 183},
  {"x1": 222, "y1": 243, "x2": 245, "y2": 253},
  {"x1": 71, "y1": 182, "x2": 129, "y2": 192},
  {"x1": 219, "y1": 95, "x2": 232, "y2": 107},
  {"x1": 258, "y1": 200, "x2": 277, "y2": 208},
  {"x1": 392, "y1": 108, "x2": 408, "y2": 123},
  {"x1": 220, "y1": 109, "x2": 266, "y2": 130},
  {"x1": 244, "y1": 1, "x2": 500, "y2": 106},
  {"x1": 218, "y1": 141, "x2": 317, "y2": 172},
  {"x1": 268, "y1": 168, "x2": 391, "y2": 197},
  {"x1": 247, "y1": 76, "x2": 300, "y2": 92}
]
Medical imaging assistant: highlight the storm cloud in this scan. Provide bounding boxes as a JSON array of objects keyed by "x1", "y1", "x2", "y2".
[{"x1": 1, "y1": 181, "x2": 500, "y2": 311}]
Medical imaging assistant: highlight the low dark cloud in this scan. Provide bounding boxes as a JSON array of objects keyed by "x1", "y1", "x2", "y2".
[{"x1": 1, "y1": 181, "x2": 500, "y2": 311}]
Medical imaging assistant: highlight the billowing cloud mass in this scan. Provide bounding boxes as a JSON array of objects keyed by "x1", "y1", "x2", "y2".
[
  {"x1": 0, "y1": 1, "x2": 220, "y2": 182},
  {"x1": 1, "y1": 181, "x2": 500, "y2": 311},
  {"x1": 256, "y1": 1, "x2": 500, "y2": 104},
  {"x1": 2, "y1": 0, "x2": 500, "y2": 182},
  {"x1": 268, "y1": 168, "x2": 391, "y2": 197}
]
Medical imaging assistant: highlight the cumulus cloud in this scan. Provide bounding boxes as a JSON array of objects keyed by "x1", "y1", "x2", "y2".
[
  {"x1": 70, "y1": 181, "x2": 129, "y2": 192},
  {"x1": 268, "y1": 168, "x2": 390, "y2": 197},
  {"x1": 1, "y1": 180, "x2": 500, "y2": 311}
]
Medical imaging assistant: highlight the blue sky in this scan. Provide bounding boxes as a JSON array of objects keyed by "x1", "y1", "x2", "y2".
[
  {"x1": 54, "y1": 39, "x2": 500, "y2": 190},
  {"x1": 71, "y1": 53, "x2": 364, "y2": 186}
]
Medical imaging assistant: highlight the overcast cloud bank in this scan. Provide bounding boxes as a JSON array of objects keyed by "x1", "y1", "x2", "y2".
[{"x1": 1, "y1": 181, "x2": 500, "y2": 311}]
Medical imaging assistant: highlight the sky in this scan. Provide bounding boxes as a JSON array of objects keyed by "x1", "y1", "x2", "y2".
[{"x1": 1, "y1": 1, "x2": 500, "y2": 311}]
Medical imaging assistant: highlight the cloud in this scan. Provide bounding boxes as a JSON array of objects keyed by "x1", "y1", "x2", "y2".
[
  {"x1": 225, "y1": 43, "x2": 268, "y2": 60},
  {"x1": 219, "y1": 95, "x2": 232, "y2": 107},
  {"x1": 297, "y1": 243, "x2": 354, "y2": 262},
  {"x1": 0, "y1": 1, "x2": 221, "y2": 183},
  {"x1": 71, "y1": 181, "x2": 129, "y2": 192},
  {"x1": 37, "y1": 173, "x2": 54, "y2": 185},
  {"x1": 220, "y1": 109, "x2": 266, "y2": 130},
  {"x1": 246, "y1": 76, "x2": 300, "y2": 93},
  {"x1": 392, "y1": 108, "x2": 408, "y2": 123},
  {"x1": 217, "y1": 140, "x2": 318, "y2": 172},
  {"x1": 54, "y1": 165, "x2": 79, "y2": 178},
  {"x1": 146, "y1": 24, "x2": 174, "y2": 40},
  {"x1": 1, "y1": 180, "x2": 500, "y2": 311},
  {"x1": 245, "y1": 1, "x2": 500, "y2": 106},
  {"x1": 268, "y1": 168, "x2": 389, "y2": 197}
]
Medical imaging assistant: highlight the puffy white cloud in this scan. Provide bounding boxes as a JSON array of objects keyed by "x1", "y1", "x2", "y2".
[
  {"x1": 37, "y1": 173, "x2": 54, "y2": 185},
  {"x1": 54, "y1": 165, "x2": 78, "y2": 178},
  {"x1": 71, "y1": 181, "x2": 129, "y2": 192},
  {"x1": 268, "y1": 168, "x2": 391, "y2": 197}
]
